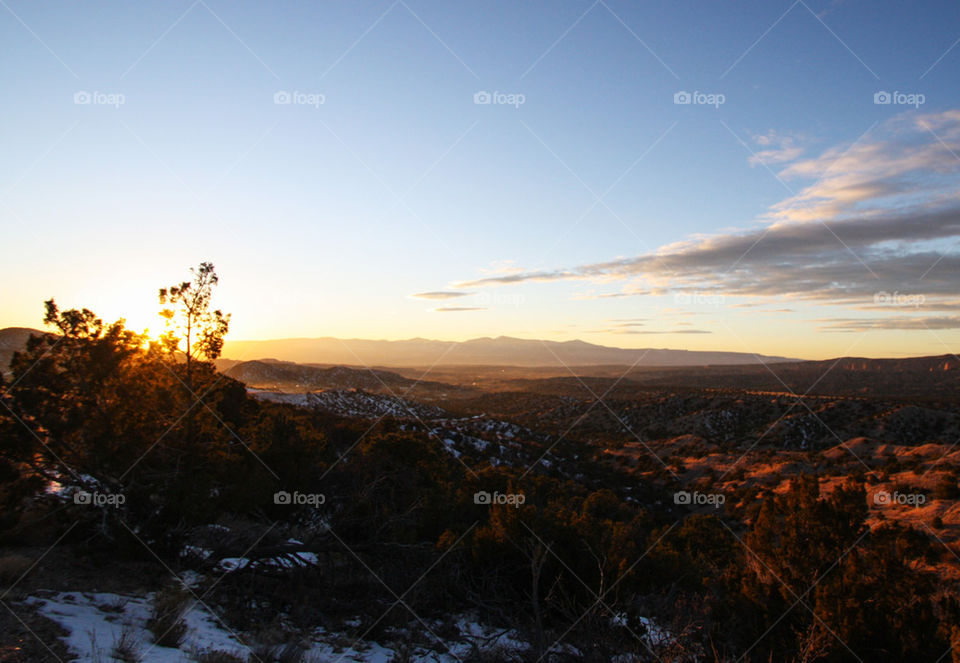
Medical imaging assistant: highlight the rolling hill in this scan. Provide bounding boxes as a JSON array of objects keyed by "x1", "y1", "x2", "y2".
[
  {"x1": 220, "y1": 335, "x2": 797, "y2": 368},
  {"x1": 0, "y1": 327, "x2": 42, "y2": 375}
]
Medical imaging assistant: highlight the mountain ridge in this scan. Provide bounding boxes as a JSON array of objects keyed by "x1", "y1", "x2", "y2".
[{"x1": 220, "y1": 335, "x2": 800, "y2": 367}]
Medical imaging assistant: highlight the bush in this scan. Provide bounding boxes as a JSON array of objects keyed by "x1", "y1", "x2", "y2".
[
  {"x1": 146, "y1": 583, "x2": 191, "y2": 648},
  {"x1": 110, "y1": 626, "x2": 143, "y2": 663}
]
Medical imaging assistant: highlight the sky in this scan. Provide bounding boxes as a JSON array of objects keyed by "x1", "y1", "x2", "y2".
[{"x1": 2, "y1": 0, "x2": 960, "y2": 360}]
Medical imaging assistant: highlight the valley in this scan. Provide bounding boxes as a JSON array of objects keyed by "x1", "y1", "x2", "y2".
[{"x1": 232, "y1": 352, "x2": 960, "y2": 580}]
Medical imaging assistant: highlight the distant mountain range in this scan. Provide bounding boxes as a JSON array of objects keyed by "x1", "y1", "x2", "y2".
[
  {"x1": 220, "y1": 335, "x2": 798, "y2": 368},
  {"x1": 1, "y1": 327, "x2": 796, "y2": 375},
  {"x1": 3, "y1": 327, "x2": 958, "y2": 398}
]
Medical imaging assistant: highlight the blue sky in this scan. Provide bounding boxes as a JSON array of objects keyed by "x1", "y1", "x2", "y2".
[{"x1": 3, "y1": 0, "x2": 960, "y2": 359}]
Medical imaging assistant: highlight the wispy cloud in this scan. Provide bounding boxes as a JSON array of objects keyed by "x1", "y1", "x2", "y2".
[
  {"x1": 855, "y1": 300, "x2": 960, "y2": 312},
  {"x1": 587, "y1": 326, "x2": 712, "y2": 335},
  {"x1": 818, "y1": 316, "x2": 960, "y2": 332},
  {"x1": 571, "y1": 291, "x2": 642, "y2": 300},
  {"x1": 450, "y1": 110, "x2": 960, "y2": 326},
  {"x1": 614, "y1": 329, "x2": 712, "y2": 335},
  {"x1": 749, "y1": 130, "x2": 805, "y2": 166},
  {"x1": 412, "y1": 291, "x2": 474, "y2": 300}
]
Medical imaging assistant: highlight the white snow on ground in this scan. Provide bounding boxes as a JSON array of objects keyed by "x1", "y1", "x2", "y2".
[
  {"x1": 181, "y1": 545, "x2": 213, "y2": 560},
  {"x1": 251, "y1": 388, "x2": 571, "y2": 472},
  {"x1": 454, "y1": 617, "x2": 529, "y2": 653},
  {"x1": 216, "y1": 551, "x2": 319, "y2": 572},
  {"x1": 25, "y1": 591, "x2": 249, "y2": 662},
  {"x1": 638, "y1": 616, "x2": 671, "y2": 647},
  {"x1": 442, "y1": 438, "x2": 462, "y2": 458},
  {"x1": 22, "y1": 589, "x2": 536, "y2": 662},
  {"x1": 249, "y1": 389, "x2": 446, "y2": 421}
]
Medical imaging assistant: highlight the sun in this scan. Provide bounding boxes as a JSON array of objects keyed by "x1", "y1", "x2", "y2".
[{"x1": 83, "y1": 292, "x2": 169, "y2": 343}]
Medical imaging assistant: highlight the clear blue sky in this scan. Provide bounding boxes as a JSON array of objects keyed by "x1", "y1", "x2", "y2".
[{"x1": 3, "y1": 0, "x2": 960, "y2": 358}]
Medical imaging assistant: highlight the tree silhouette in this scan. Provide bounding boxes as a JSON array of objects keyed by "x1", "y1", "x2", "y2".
[{"x1": 159, "y1": 262, "x2": 230, "y2": 390}]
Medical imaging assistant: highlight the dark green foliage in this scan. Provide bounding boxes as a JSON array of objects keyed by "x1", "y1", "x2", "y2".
[
  {"x1": 0, "y1": 276, "x2": 957, "y2": 662},
  {"x1": 733, "y1": 477, "x2": 945, "y2": 662}
]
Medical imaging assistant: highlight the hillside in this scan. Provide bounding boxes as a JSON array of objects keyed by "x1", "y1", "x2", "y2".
[
  {"x1": 5, "y1": 319, "x2": 960, "y2": 662},
  {"x1": 222, "y1": 358, "x2": 479, "y2": 399},
  {"x1": 224, "y1": 359, "x2": 417, "y2": 392},
  {"x1": 0, "y1": 327, "x2": 42, "y2": 375},
  {"x1": 616, "y1": 355, "x2": 960, "y2": 399},
  {"x1": 220, "y1": 334, "x2": 797, "y2": 367}
]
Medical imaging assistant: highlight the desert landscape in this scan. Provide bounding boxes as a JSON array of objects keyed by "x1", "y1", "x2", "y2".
[{"x1": 3, "y1": 1, "x2": 960, "y2": 661}]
